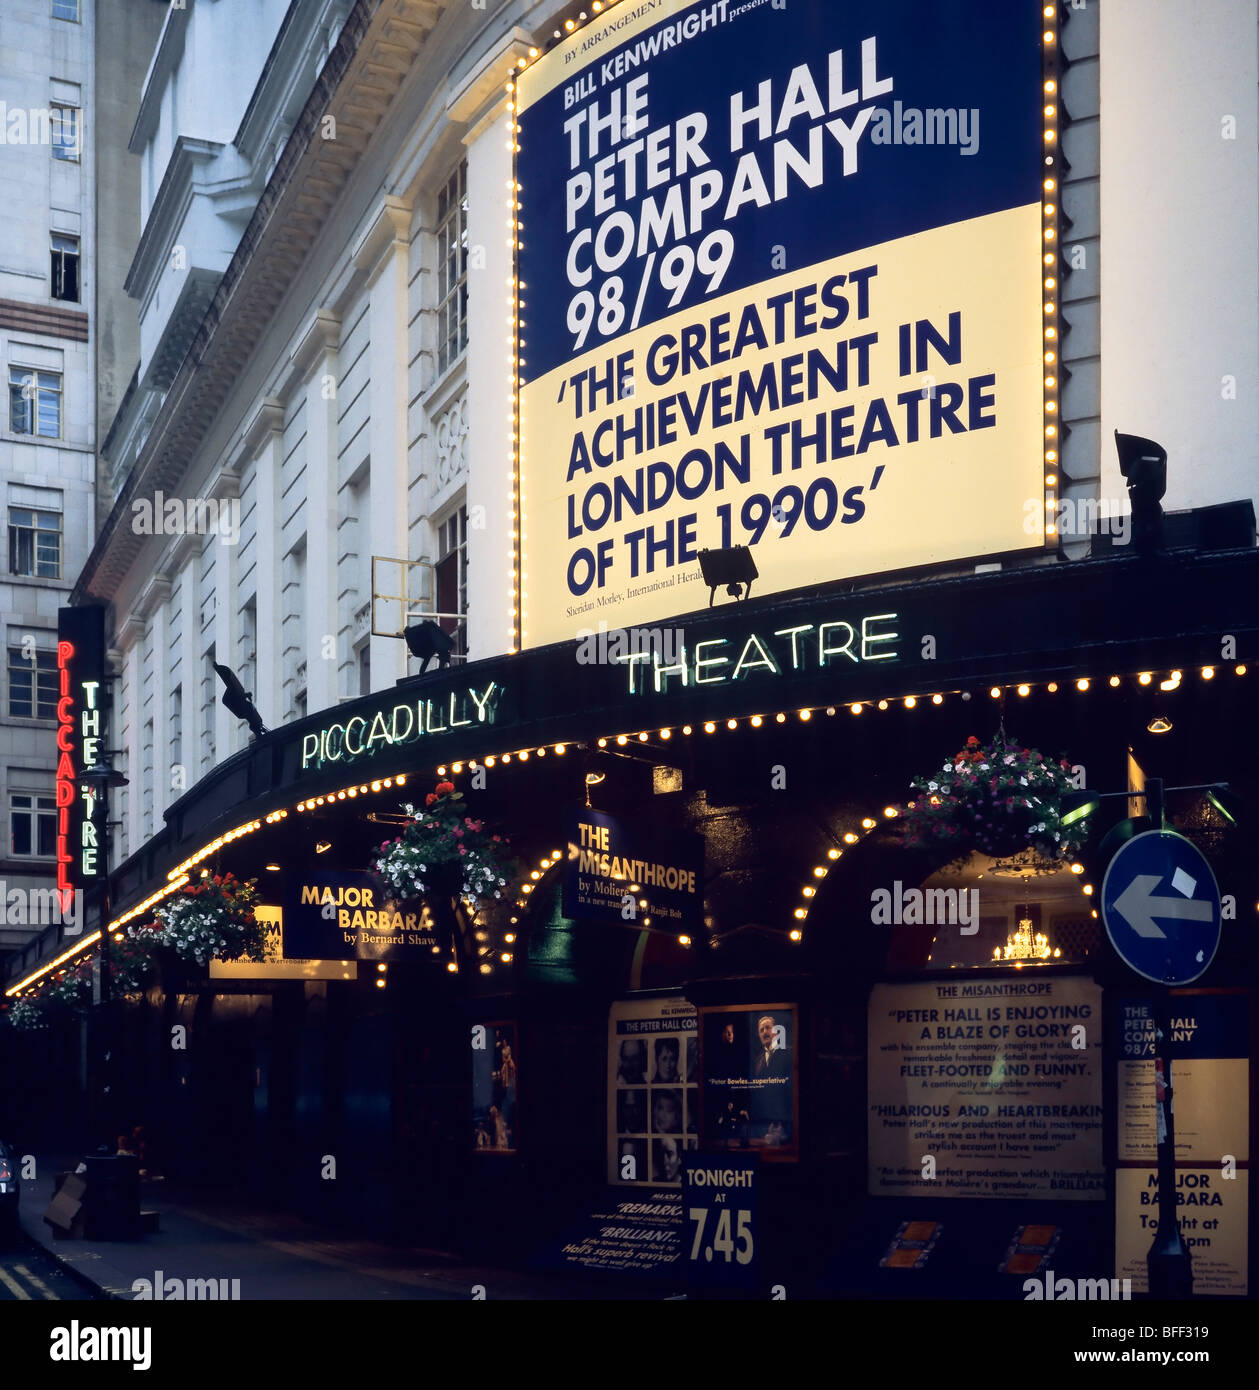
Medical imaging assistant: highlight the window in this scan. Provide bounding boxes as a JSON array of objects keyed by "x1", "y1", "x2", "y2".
[
  {"x1": 436, "y1": 162, "x2": 468, "y2": 375},
  {"x1": 51, "y1": 233, "x2": 79, "y2": 302},
  {"x1": 52, "y1": 0, "x2": 80, "y2": 20},
  {"x1": 8, "y1": 506, "x2": 62, "y2": 577},
  {"x1": 169, "y1": 685, "x2": 182, "y2": 776},
  {"x1": 9, "y1": 368, "x2": 62, "y2": 438},
  {"x1": 238, "y1": 599, "x2": 256, "y2": 699},
  {"x1": 201, "y1": 650, "x2": 216, "y2": 768},
  {"x1": 436, "y1": 505, "x2": 468, "y2": 658},
  {"x1": 142, "y1": 719, "x2": 154, "y2": 833},
  {"x1": 10, "y1": 792, "x2": 57, "y2": 857},
  {"x1": 358, "y1": 642, "x2": 370, "y2": 696},
  {"x1": 7, "y1": 645, "x2": 57, "y2": 718},
  {"x1": 51, "y1": 104, "x2": 79, "y2": 161}
]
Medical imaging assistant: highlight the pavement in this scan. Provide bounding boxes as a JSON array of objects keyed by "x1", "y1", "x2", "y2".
[{"x1": 17, "y1": 1156, "x2": 648, "y2": 1301}]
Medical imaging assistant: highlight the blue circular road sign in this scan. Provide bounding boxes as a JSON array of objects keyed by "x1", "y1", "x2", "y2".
[{"x1": 1100, "y1": 830, "x2": 1221, "y2": 985}]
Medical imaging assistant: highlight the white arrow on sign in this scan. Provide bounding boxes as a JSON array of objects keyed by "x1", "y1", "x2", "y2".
[{"x1": 1113, "y1": 874, "x2": 1215, "y2": 939}]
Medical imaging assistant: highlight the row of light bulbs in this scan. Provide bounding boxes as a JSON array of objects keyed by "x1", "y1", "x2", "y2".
[
  {"x1": 1041, "y1": 7, "x2": 1062, "y2": 535},
  {"x1": 14, "y1": 635, "x2": 1237, "y2": 996}
]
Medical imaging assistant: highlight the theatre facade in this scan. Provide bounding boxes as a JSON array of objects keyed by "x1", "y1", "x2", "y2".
[{"x1": 4, "y1": 0, "x2": 1258, "y2": 1297}]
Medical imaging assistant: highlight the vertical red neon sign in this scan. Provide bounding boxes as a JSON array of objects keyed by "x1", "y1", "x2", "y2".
[
  {"x1": 55, "y1": 639, "x2": 76, "y2": 913},
  {"x1": 55, "y1": 606, "x2": 107, "y2": 917}
]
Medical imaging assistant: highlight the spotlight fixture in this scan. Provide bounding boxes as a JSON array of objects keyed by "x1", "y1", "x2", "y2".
[
  {"x1": 403, "y1": 619, "x2": 456, "y2": 673},
  {"x1": 1114, "y1": 430, "x2": 1167, "y2": 552},
  {"x1": 698, "y1": 545, "x2": 758, "y2": 606},
  {"x1": 1147, "y1": 715, "x2": 1173, "y2": 734},
  {"x1": 315, "y1": 840, "x2": 332, "y2": 854}
]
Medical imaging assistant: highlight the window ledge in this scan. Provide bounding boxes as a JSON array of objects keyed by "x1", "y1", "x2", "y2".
[{"x1": 420, "y1": 355, "x2": 467, "y2": 415}]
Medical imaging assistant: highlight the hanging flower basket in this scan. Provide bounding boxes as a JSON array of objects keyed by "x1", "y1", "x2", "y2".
[
  {"x1": 904, "y1": 733, "x2": 1087, "y2": 862},
  {"x1": 4, "y1": 926, "x2": 161, "y2": 1028},
  {"x1": 5, "y1": 997, "x2": 48, "y2": 1031},
  {"x1": 144, "y1": 873, "x2": 268, "y2": 967},
  {"x1": 110, "y1": 926, "x2": 163, "y2": 993},
  {"x1": 43, "y1": 958, "x2": 94, "y2": 1009},
  {"x1": 371, "y1": 782, "x2": 514, "y2": 910}
]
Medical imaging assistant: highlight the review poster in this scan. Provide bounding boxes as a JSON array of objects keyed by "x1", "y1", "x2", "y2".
[
  {"x1": 700, "y1": 1003, "x2": 798, "y2": 1158},
  {"x1": 608, "y1": 995, "x2": 700, "y2": 1186},
  {"x1": 1115, "y1": 992, "x2": 1249, "y2": 1163},
  {"x1": 1114, "y1": 1168, "x2": 1248, "y2": 1297},
  {"x1": 516, "y1": 0, "x2": 1046, "y2": 646},
  {"x1": 868, "y1": 977, "x2": 1104, "y2": 1199}
]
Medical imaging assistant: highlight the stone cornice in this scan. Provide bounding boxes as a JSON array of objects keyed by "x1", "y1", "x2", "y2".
[
  {"x1": 115, "y1": 614, "x2": 147, "y2": 652},
  {"x1": 161, "y1": 529, "x2": 200, "y2": 581},
  {"x1": 230, "y1": 396, "x2": 286, "y2": 472},
  {"x1": 288, "y1": 308, "x2": 342, "y2": 383},
  {"x1": 209, "y1": 465, "x2": 242, "y2": 503},
  {"x1": 129, "y1": 0, "x2": 193, "y2": 154},
  {"x1": 124, "y1": 137, "x2": 226, "y2": 302},
  {"x1": 134, "y1": 573, "x2": 172, "y2": 621},
  {"x1": 447, "y1": 27, "x2": 532, "y2": 141},
  {"x1": 351, "y1": 193, "x2": 414, "y2": 285}
]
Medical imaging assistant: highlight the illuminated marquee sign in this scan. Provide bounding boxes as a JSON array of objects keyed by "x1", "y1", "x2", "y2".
[
  {"x1": 55, "y1": 606, "x2": 107, "y2": 910},
  {"x1": 301, "y1": 682, "x2": 501, "y2": 772},
  {"x1": 283, "y1": 871, "x2": 442, "y2": 962},
  {"x1": 619, "y1": 610, "x2": 899, "y2": 693},
  {"x1": 516, "y1": 0, "x2": 1050, "y2": 647}
]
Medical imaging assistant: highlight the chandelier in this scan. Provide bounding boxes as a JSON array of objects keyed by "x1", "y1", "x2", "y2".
[{"x1": 993, "y1": 909, "x2": 1060, "y2": 961}]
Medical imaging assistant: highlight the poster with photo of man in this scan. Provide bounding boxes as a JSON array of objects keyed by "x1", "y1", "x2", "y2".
[
  {"x1": 608, "y1": 996, "x2": 699, "y2": 1185},
  {"x1": 471, "y1": 1021, "x2": 518, "y2": 1154},
  {"x1": 700, "y1": 1004, "x2": 798, "y2": 1159}
]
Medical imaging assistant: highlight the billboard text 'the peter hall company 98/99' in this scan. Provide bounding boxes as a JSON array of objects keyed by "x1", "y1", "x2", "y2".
[{"x1": 516, "y1": 0, "x2": 1048, "y2": 647}]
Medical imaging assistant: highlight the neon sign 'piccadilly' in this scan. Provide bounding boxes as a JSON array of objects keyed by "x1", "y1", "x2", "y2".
[{"x1": 301, "y1": 682, "x2": 501, "y2": 771}]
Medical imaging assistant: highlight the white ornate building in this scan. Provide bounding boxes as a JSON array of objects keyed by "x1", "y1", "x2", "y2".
[{"x1": 85, "y1": 0, "x2": 525, "y2": 859}]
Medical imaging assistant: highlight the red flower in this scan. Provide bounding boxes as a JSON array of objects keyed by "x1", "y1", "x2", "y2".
[
  {"x1": 966, "y1": 736, "x2": 980, "y2": 747},
  {"x1": 435, "y1": 781, "x2": 455, "y2": 796},
  {"x1": 425, "y1": 793, "x2": 437, "y2": 806}
]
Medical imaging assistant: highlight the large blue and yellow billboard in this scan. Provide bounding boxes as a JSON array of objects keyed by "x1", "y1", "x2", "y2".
[{"x1": 517, "y1": 0, "x2": 1053, "y2": 648}]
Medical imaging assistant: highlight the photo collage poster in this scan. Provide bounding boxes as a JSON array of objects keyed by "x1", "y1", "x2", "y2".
[{"x1": 608, "y1": 997, "x2": 699, "y2": 1186}]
